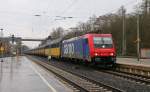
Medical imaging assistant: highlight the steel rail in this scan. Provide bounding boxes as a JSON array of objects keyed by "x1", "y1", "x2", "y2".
[{"x1": 31, "y1": 58, "x2": 124, "y2": 92}]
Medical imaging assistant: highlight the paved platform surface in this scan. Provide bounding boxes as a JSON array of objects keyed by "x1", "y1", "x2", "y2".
[
  {"x1": 117, "y1": 58, "x2": 150, "y2": 67},
  {"x1": 0, "y1": 56, "x2": 73, "y2": 92}
]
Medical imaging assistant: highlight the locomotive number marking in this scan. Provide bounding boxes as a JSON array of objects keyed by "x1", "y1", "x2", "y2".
[{"x1": 64, "y1": 43, "x2": 74, "y2": 54}]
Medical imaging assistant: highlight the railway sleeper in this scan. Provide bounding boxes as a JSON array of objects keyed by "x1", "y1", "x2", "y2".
[{"x1": 35, "y1": 60, "x2": 121, "y2": 92}]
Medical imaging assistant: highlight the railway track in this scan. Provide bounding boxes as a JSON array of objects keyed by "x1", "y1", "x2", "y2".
[
  {"x1": 32, "y1": 59, "x2": 124, "y2": 92},
  {"x1": 99, "y1": 70, "x2": 150, "y2": 86},
  {"x1": 28, "y1": 56, "x2": 150, "y2": 92}
]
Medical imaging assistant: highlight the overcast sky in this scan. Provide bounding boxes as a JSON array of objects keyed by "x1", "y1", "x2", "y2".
[{"x1": 0, "y1": 0, "x2": 141, "y2": 48}]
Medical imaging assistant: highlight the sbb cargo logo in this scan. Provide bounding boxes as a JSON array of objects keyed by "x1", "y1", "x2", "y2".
[{"x1": 64, "y1": 43, "x2": 74, "y2": 55}]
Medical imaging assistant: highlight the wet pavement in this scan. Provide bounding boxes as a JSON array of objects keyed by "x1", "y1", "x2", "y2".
[{"x1": 0, "y1": 56, "x2": 73, "y2": 92}]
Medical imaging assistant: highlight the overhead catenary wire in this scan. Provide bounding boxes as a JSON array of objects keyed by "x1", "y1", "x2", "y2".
[
  {"x1": 0, "y1": 0, "x2": 140, "y2": 32},
  {"x1": 49, "y1": 0, "x2": 140, "y2": 33},
  {"x1": 49, "y1": 0, "x2": 79, "y2": 27},
  {"x1": 58, "y1": 0, "x2": 79, "y2": 16},
  {"x1": 99, "y1": 0, "x2": 139, "y2": 16},
  {"x1": 54, "y1": 0, "x2": 138, "y2": 23}
]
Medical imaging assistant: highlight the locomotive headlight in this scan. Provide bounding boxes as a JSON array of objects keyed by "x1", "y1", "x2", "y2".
[
  {"x1": 95, "y1": 53, "x2": 98, "y2": 56},
  {"x1": 110, "y1": 53, "x2": 114, "y2": 56}
]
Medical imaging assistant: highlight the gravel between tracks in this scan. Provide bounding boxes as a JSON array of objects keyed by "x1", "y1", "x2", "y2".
[{"x1": 29, "y1": 56, "x2": 150, "y2": 92}]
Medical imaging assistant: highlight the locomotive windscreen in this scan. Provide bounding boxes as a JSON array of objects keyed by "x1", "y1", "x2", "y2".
[{"x1": 93, "y1": 37, "x2": 113, "y2": 48}]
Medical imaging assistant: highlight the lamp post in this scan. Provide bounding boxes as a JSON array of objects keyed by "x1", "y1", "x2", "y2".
[
  {"x1": 121, "y1": 6, "x2": 126, "y2": 56},
  {"x1": 137, "y1": 14, "x2": 140, "y2": 62},
  {"x1": 0, "y1": 28, "x2": 4, "y2": 62}
]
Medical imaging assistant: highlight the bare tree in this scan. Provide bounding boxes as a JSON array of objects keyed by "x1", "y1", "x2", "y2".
[{"x1": 51, "y1": 27, "x2": 64, "y2": 39}]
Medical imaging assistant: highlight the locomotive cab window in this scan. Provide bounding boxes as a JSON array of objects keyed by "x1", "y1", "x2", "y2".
[{"x1": 93, "y1": 37, "x2": 113, "y2": 48}]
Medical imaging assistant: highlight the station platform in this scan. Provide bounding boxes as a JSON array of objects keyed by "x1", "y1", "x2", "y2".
[
  {"x1": 117, "y1": 57, "x2": 150, "y2": 67},
  {"x1": 0, "y1": 56, "x2": 73, "y2": 92}
]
